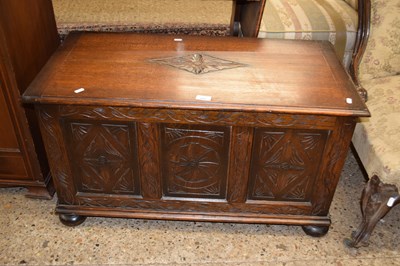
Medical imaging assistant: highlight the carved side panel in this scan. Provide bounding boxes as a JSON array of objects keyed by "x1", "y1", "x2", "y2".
[
  {"x1": 63, "y1": 121, "x2": 140, "y2": 195},
  {"x1": 36, "y1": 106, "x2": 76, "y2": 204},
  {"x1": 248, "y1": 128, "x2": 328, "y2": 202},
  {"x1": 311, "y1": 117, "x2": 356, "y2": 216},
  {"x1": 161, "y1": 124, "x2": 230, "y2": 199}
]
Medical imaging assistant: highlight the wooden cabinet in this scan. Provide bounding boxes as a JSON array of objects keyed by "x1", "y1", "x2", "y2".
[
  {"x1": 0, "y1": 0, "x2": 59, "y2": 198},
  {"x1": 23, "y1": 33, "x2": 369, "y2": 234},
  {"x1": 0, "y1": 83, "x2": 28, "y2": 179}
]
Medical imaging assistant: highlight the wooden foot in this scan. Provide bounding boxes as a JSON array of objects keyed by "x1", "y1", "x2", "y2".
[
  {"x1": 345, "y1": 175, "x2": 400, "y2": 248},
  {"x1": 59, "y1": 214, "x2": 87, "y2": 227},
  {"x1": 302, "y1": 225, "x2": 329, "y2": 237}
]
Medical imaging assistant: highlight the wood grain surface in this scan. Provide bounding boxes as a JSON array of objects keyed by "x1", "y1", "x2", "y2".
[
  {"x1": 25, "y1": 32, "x2": 369, "y2": 232},
  {"x1": 24, "y1": 33, "x2": 369, "y2": 117}
]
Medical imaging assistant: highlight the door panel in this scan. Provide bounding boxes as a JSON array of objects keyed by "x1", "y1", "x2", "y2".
[
  {"x1": 0, "y1": 85, "x2": 19, "y2": 149},
  {"x1": 0, "y1": 83, "x2": 28, "y2": 179}
]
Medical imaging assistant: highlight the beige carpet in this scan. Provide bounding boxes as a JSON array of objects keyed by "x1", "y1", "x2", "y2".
[
  {"x1": 52, "y1": 0, "x2": 233, "y2": 38},
  {"x1": 2, "y1": 150, "x2": 400, "y2": 265}
]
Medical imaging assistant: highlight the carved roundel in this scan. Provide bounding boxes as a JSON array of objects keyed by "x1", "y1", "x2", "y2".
[
  {"x1": 170, "y1": 140, "x2": 221, "y2": 189},
  {"x1": 161, "y1": 125, "x2": 230, "y2": 198}
]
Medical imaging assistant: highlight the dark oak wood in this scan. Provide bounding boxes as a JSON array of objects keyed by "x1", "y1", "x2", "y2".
[
  {"x1": 25, "y1": 33, "x2": 368, "y2": 116},
  {"x1": 23, "y1": 33, "x2": 369, "y2": 232},
  {"x1": 349, "y1": 0, "x2": 371, "y2": 102},
  {"x1": 59, "y1": 214, "x2": 87, "y2": 227},
  {"x1": 349, "y1": 0, "x2": 371, "y2": 86},
  {"x1": 0, "y1": 0, "x2": 59, "y2": 198},
  {"x1": 302, "y1": 225, "x2": 330, "y2": 237},
  {"x1": 233, "y1": 0, "x2": 266, "y2": 37}
]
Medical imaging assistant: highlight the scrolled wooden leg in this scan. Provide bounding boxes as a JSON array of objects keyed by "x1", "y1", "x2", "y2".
[
  {"x1": 345, "y1": 175, "x2": 400, "y2": 248},
  {"x1": 302, "y1": 225, "x2": 329, "y2": 237},
  {"x1": 59, "y1": 214, "x2": 87, "y2": 227}
]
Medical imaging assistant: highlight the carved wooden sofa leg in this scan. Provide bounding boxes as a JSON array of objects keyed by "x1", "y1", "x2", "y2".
[{"x1": 345, "y1": 175, "x2": 400, "y2": 248}]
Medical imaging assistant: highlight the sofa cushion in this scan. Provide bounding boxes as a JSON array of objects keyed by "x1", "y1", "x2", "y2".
[
  {"x1": 258, "y1": 0, "x2": 358, "y2": 68},
  {"x1": 352, "y1": 75, "x2": 400, "y2": 187},
  {"x1": 359, "y1": 0, "x2": 400, "y2": 82}
]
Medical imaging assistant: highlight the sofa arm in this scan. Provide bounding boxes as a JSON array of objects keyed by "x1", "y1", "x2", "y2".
[{"x1": 344, "y1": 0, "x2": 358, "y2": 10}]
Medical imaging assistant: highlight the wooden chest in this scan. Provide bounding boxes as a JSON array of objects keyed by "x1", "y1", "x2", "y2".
[{"x1": 23, "y1": 33, "x2": 369, "y2": 236}]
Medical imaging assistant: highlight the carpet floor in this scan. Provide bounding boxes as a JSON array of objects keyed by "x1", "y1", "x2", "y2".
[
  {"x1": 1, "y1": 150, "x2": 400, "y2": 265},
  {"x1": 52, "y1": 0, "x2": 233, "y2": 39}
]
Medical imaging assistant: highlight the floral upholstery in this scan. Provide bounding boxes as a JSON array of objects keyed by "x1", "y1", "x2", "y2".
[
  {"x1": 258, "y1": 0, "x2": 358, "y2": 68},
  {"x1": 358, "y1": 0, "x2": 400, "y2": 82},
  {"x1": 352, "y1": 76, "x2": 400, "y2": 187},
  {"x1": 352, "y1": 0, "x2": 400, "y2": 187}
]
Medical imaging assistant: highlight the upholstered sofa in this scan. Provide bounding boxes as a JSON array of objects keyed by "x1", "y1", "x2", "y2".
[
  {"x1": 258, "y1": 0, "x2": 359, "y2": 69},
  {"x1": 346, "y1": 0, "x2": 400, "y2": 247}
]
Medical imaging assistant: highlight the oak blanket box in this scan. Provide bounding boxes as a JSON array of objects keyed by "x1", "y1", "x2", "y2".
[{"x1": 22, "y1": 33, "x2": 369, "y2": 236}]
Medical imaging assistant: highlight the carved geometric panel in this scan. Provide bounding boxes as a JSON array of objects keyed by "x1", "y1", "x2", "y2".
[
  {"x1": 161, "y1": 124, "x2": 230, "y2": 199},
  {"x1": 248, "y1": 128, "x2": 328, "y2": 202},
  {"x1": 63, "y1": 121, "x2": 140, "y2": 195},
  {"x1": 149, "y1": 53, "x2": 246, "y2": 75}
]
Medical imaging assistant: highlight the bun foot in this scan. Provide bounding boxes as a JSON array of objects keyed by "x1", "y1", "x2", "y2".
[
  {"x1": 302, "y1": 225, "x2": 329, "y2": 237},
  {"x1": 59, "y1": 214, "x2": 86, "y2": 226}
]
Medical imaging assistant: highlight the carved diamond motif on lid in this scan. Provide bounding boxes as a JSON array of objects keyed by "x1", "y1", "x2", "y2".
[{"x1": 149, "y1": 53, "x2": 246, "y2": 74}]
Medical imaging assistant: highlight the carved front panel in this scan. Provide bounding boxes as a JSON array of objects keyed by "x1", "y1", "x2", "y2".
[
  {"x1": 248, "y1": 128, "x2": 328, "y2": 202},
  {"x1": 161, "y1": 124, "x2": 230, "y2": 199},
  {"x1": 63, "y1": 120, "x2": 140, "y2": 195}
]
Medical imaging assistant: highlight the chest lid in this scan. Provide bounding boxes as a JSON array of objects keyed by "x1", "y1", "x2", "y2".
[{"x1": 23, "y1": 32, "x2": 369, "y2": 117}]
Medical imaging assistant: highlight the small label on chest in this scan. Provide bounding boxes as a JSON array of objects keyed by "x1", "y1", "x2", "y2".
[{"x1": 195, "y1": 95, "x2": 212, "y2": 101}]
